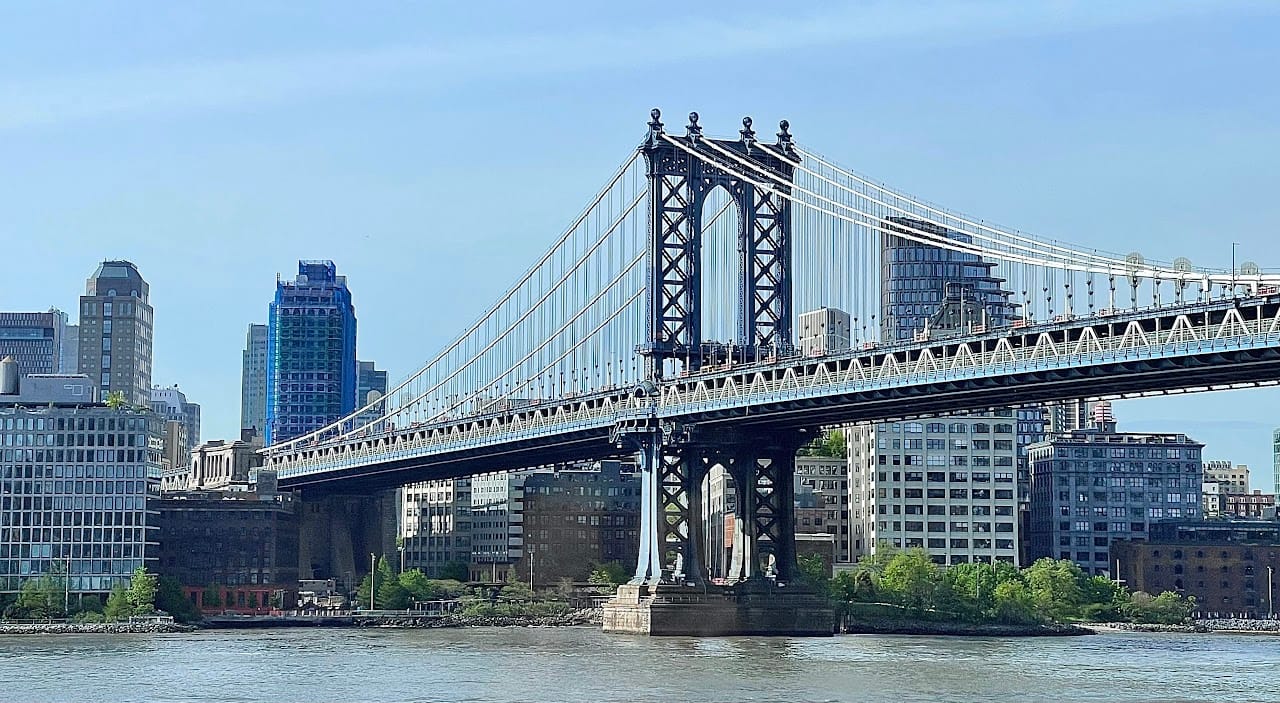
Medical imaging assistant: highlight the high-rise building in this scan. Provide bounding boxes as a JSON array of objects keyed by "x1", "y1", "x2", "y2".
[
  {"x1": 77, "y1": 260, "x2": 154, "y2": 406},
  {"x1": 1203, "y1": 460, "x2": 1250, "y2": 493},
  {"x1": 59, "y1": 321, "x2": 78, "y2": 374},
  {"x1": 400, "y1": 479, "x2": 472, "y2": 577},
  {"x1": 0, "y1": 366, "x2": 164, "y2": 595},
  {"x1": 520, "y1": 461, "x2": 640, "y2": 585},
  {"x1": 850, "y1": 416, "x2": 1023, "y2": 566},
  {"x1": 356, "y1": 360, "x2": 388, "y2": 424},
  {"x1": 150, "y1": 384, "x2": 200, "y2": 456},
  {"x1": 1047, "y1": 399, "x2": 1097, "y2": 435},
  {"x1": 1272, "y1": 428, "x2": 1280, "y2": 496},
  {"x1": 1027, "y1": 403, "x2": 1203, "y2": 576},
  {"x1": 876, "y1": 217, "x2": 1045, "y2": 564},
  {"x1": 469, "y1": 470, "x2": 537, "y2": 582},
  {"x1": 794, "y1": 456, "x2": 854, "y2": 562},
  {"x1": 240, "y1": 324, "x2": 268, "y2": 436},
  {"x1": 0, "y1": 310, "x2": 67, "y2": 377},
  {"x1": 266, "y1": 261, "x2": 357, "y2": 444}
]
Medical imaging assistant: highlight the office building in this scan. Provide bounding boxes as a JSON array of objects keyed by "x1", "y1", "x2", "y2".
[
  {"x1": 1273, "y1": 428, "x2": 1280, "y2": 496},
  {"x1": 469, "y1": 470, "x2": 536, "y2": 583},
  {"x1": 356, "y1": 360, "x2": 388, "y2": 424},
  {"x1": 794, "y1": 456, "x2": 854, "y2": 562},
  {"x1": 150, "y1": 385, "x2": 200, "y2": 456},
  {"x1": 77, "y1": 260, "x2": 154, "y2": 406},
  {"x1": 850, "y1": 416, "x2": 1022, "y2": 566},
  {"x1": 400, "y1": 479, "x2": 472, "y2": 577},
  {"x1": 240, "y1": 324, "x2": 268, "y2": 437},
  {"x1": 866, "y1": 219, "x2": 1043, "y2": 565},
  {"x1": 155, "y1": 472, "x2": 299, "y2": 612},
  {"x1": 59, "y1": 322, "x2": 78, "y2": 374},
  {"x1": 0, "y1": 364, "x2": 163, "y2": 595},
  {"x1": 1047, "y1": 399, "x2": 1097, "y2": 435},
  {"x1": 1112, "y1": 519, "x2": 1280, "y2": 617},
  {"x1": 266, "y1": 261, "x2": 357, "y2": 444},
  {"x1": 798, "y1": 308, "x2": 851, "y2": 356},
  {"x1": 1204, "y1": 461, "x2": 1250, "y2": 493},
  {"x1": 0, "y1": 310, "x2": 68, "y2": 378},
  {"x1": 520, "y1": 461, "x2": 639, "y2": 585},
  {"x1": 1027, "y1": 404, "x2": 1204, "y2": 576}
]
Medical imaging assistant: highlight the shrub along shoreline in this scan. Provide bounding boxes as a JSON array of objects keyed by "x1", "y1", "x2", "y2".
[{"x1": 803, "y1": 549, "x2": 1195, "y2": 632}]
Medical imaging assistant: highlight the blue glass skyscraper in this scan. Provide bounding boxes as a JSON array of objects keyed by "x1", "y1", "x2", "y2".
[{"x1": 266, "y1": 261, "x2": 357, "y2": 444}]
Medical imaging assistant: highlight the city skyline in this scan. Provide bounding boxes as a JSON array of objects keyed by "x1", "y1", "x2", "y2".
[{"x1": 5, "y1": 3, "x2": 1280, "y2": 474}]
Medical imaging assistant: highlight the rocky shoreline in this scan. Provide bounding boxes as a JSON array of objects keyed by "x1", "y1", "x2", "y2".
[
  {"x1": 0, "y1": 622, "x2": 196, "y2": 635},
  {"x1": 841, "y1": 618, "x2": 1093, "y2": 637}
]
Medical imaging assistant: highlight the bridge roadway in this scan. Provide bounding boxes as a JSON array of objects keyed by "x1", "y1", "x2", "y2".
[{"x1": 268, "y1": 294, "x2": 1280, "y2": 492}]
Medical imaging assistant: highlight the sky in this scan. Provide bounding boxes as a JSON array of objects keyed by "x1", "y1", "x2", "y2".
[{"x1": 2, "y1": 1, "x2": 1279, "y2": 485}]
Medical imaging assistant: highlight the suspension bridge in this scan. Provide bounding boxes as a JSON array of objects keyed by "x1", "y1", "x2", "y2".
[{"x1": 264, "y1": 110, "x2": 1280, "y2": 634}]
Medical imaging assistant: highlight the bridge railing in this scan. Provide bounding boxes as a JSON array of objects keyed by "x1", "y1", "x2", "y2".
[{"x1": 272, "y1": 298, "x2": 1279, "y2": 478}]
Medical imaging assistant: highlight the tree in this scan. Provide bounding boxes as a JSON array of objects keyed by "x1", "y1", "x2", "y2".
[
  {"x1": 878, "y1": 549, "x2": 941, "y2": 615},
  {"x1": 992, "y1": 579, "x2": 1040, "y2": 624},
  {"x1": 796, "y1": 554, "x2": 831, "y2": 596},
  {"x1": 104, "y1": 585, "x2": 132, "y2": 621},
  {"x1": 439, "y1": 561, "x2": 470, "y2": 583},
  {"x1": 1079, "y1": 575, "x2": 1128, "y2": 622},
  {"x1": 15, "y1": 575, "x2": 60, "y2": 618},
  {"x1": 398, "y1": 569, "x2": 436, "y2": 603},
  {"x1": 378, "y1": 577, "x2": 410, "y2": 610},
  {"x1": 800, "y1": 429, "x2": 848, "y2": 459},
  {"x1": 356, "y1": 556, "x2": 399, "y2": 609},
  {"x1": 587, "y1": 561, "x2": 629, "y2": 587},
  {"x1": 77, "y1": 594, "x2": 104, "y2": 615},
  {"x1": 104, "y1": 390, "x2": 128, "y2": 410},
  {"x1": 1024, "y1": 558, "x2": 1084, "y2": 622},
  {"x1": 1125, "y1": 591, "x2": 1195, "y2": 625},
  {"x1": 126, "y1": 566, "x2": 158, "y2": 615},
  {"x1": 155, "y1": 577, "x2": 200, "y2": 622}
]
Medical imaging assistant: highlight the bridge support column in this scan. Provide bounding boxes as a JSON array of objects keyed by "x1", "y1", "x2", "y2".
[{"x1": 604, "y1": 426, "x2": 832, "y2": 636}]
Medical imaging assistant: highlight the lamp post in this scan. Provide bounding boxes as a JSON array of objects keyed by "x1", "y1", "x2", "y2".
[
  {"x1": 1269, "y1": 565, "x2": 1274, "y2": 618},
  {"x1": 369, "y1": 552, "x2": 376, "y2": 611},
  {"x1": 528, "y1": 545, "x2": 535, "y2": 591}
]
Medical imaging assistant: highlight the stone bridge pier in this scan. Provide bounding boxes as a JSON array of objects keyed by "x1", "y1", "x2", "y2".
[
  {"x1": 297, "y1": 488, "x2": 399, "y2": 592},
  {"x1": 603, "y1": 425, "x2": 833, "y2": 636}
]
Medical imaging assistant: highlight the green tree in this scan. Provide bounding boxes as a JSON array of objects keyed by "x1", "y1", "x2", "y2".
[
  {"x1": 992, "y1": 579, "x2": 1040, "y2": 624},
  {"x1": 126, "y1": 566, "x2": 158, "y2": 615},
  {"x1": 378, "y1": 576, "x2": 410, "y2": 610},
  {"x1": 1024, "y1": 558, "x2": 1084, "y2": 622},
  {"x1": 104, "y1": 584, "x2": 133, "y2": 621},
  {"x1": 77, "y1": 594, "x2": 104, "y2": 615},
  {"x1": 439, "y1": 561, "x2": 470, "y2": 583},
  {"x1": 1125, "y1": 591, "x2": 1196, "y2": 624},
  {"x1": 878, "y1": 549, "x2": 941, "y2": 615},
  {"x1": 356, "y1": 556, "x2": 399, "y2": 609},
  {"x1": 104, "y1": 390, "x2": 128, "y2": 410},
  {"x1": 155, "y1": 576, "x2": 200, "y2": 622},
  {"x1": 799, "y1": 430, "x2": 848, "y2": 458},
  {"x1": 1079, "y1": 575, "x2": 1128, "y2": 622},
  {"x1": 796, "y1": 554, "x2": 831, "y2": 595},
  {"x1": 398, "y1": 569, "x2": 436, "y2": 603},
  {"x1": 15, "y1": 575, "x2": 60, "y2": 618},
  {"x1": 587, "y1": 561, "x2": 629, "y2": 587}
]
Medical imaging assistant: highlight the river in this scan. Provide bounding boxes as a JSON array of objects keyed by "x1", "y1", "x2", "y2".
[{"x1": 1, "y1": 627, "x2": 1276, "y2": 702}]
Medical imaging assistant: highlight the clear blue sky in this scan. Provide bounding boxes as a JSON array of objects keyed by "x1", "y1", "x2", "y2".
[{"x1": 3, "y1": 2, "x2": 1278, "y2": 485}]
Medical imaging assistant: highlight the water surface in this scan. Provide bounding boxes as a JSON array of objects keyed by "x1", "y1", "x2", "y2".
[{"x1": 0, "y1": 627, "x2": 1273, "y2": 702}]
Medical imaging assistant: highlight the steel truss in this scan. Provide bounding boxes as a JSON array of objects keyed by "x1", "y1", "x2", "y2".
[{"x1": 639, "y1": 109, "x2": 797, "y2": 378}]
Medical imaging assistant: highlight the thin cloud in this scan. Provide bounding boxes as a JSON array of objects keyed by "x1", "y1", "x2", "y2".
[{"x1": 0, "y1": 0, "x2": 1271, "y2": 131}]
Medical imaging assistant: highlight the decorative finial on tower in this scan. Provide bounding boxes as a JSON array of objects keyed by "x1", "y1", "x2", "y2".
[
  {"x1": 777, "y1": 119, "x2": 794, "y2": 155},
  {"x1": 740, "y1": 116, "x2": 756, "y2": 147},
  {"x1": 644, "y1": 108, "x2": 664, "y2": 148},
  {"x1": 687, "y1": 111, "x2": 703, "y2": 141}
]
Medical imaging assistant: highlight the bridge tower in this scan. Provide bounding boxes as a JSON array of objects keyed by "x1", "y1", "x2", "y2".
[
  {"x1": 606, "y1": 111, "x2": 831, "y2": 636},
  {"x1": 637, "y1": 109, "x2": 797, "y2": 380}
]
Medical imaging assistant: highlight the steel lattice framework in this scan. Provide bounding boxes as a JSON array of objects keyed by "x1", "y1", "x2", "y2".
[{"x1": 262, "y1": 110, "x2": 1280, "y2": 590}]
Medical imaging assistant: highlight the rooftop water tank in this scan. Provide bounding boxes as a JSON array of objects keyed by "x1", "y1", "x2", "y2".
[{"x1": 0, "y1": 356, "x2": 18, "y2": 395}]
